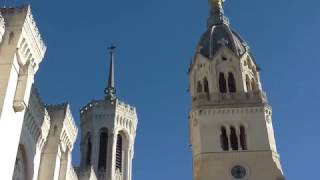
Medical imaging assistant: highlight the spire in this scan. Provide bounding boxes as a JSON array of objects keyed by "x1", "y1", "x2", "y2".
[
  {"x1": 207, "y1": 0, "x2": 229, "y2": 27},
  {"x1": 105, "y1": 44, "x2": 117, "y2": 101}
]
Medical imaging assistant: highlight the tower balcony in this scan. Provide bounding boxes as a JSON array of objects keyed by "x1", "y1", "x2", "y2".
[{"x1": 192, "y1": 90, "x2": 268, "y2": 107}]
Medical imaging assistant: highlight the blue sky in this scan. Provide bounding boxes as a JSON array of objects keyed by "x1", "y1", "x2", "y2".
[{"x1": 3, "y1": 0, "x2": 319, "y2": 179}]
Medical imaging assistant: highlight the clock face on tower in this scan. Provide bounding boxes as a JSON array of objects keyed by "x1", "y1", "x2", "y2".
[{"x1": 231, "y1": 165, "x2": 247, "y2": 179}]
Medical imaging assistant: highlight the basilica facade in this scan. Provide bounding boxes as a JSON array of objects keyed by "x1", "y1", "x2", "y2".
[
  {"x1": 0, "y1": 5, "x2": 137, "y2": 180},
  {"x1": 0, "y1": 1, "x2": 285, "y2": 180}
]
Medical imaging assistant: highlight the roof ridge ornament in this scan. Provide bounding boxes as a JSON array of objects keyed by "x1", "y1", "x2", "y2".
[
  {"x1": 208, "y1": 0, "x2": 229, "y2": 28},
  {"x1": 105, "y1": 44, "x2": 117, "y2": 102}
]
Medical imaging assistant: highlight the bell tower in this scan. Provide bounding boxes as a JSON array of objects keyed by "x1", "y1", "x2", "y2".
[
  {"x1": 79, "y1": 46, "x2": 138, "y2": 180},
  {"x1": 188, "y1": 1, "x2": 285, "y2": 179}
]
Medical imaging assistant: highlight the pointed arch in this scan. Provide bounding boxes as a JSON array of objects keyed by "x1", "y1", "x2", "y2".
[
  {"x1": 228, "y1": 72, "x2": 236, "y2": 93},
  {"x1": 240, "y1": 125, "x2": 247, "y2": 150},
  {"x1": 86, "y1": 134, "x2": 92, "y2": 167},
  {"x1": 219, "y1": 73, "x2": 227, "y2": 93},
  {"x1": 116, "y1": 134, "x2": 123, "y2": 172},
  {"x1": 230, "y1": 126, "x2": 239, "y2": 150},
  {"x1": 203, "y1": 77, "x2": 209, "y2": 94},
  {"x1": 246, "y1": 75, "x2": 251, "y2": 91},
  {"x1": 98, "y1": 128, "x2": 108, "y2": 170},
  {"x1": 220, "y1": 126, "x2": 229, "y2": 151}
]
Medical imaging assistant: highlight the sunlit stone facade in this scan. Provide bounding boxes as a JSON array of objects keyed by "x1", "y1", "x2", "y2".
[{"x1": 188, "y1": 0, "x2": 285, "y2": 180}]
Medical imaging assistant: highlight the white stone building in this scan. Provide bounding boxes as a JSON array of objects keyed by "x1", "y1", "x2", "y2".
[
  {"x1": 0, "y1": 5, "x2": 138, "y2": 180},
  {"x1": 188, "y1": 0, "x2": 285, "y2": 179},
  {"x1": 0, "y1": 5, "x2": 80, "y2": 180}
]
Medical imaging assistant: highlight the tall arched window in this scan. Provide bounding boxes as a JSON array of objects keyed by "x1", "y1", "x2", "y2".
[
  {"x1": 197, "y1": 81, "x2": 202, "y2": 93},
  {"x1": 116, "y1": 134, "x2": 123, "y2": 171},
  {"x1": 240, "y1": 126, "x2": 247, "y2": 150},
  {"x1": 86, "y1": 136, "x2": 92, "y2": 167},
  {"x1": 98, "y1": 131, "x2": 108, "y2": 170},
  {"x1": 203, "y1": 77, "x2": 209, "y2": 94},
  {"x1": 219, "y1": 73, "x2": 227, "y2": 93},
  {"x1": 230, "y1": 126, "x2": 239, "y2": 150},
  {"x1": 246, "y1": 75, "x2": 251, "y2": 91},
  {"x1": 220, "y1": 126, "x2": 229, "y2": 151},
  {"x1": 228, "y1": 72, "x2": 236, "y2": 93}
]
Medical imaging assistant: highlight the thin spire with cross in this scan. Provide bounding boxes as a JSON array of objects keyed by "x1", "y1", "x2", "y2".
[{"x1": 105, "y1": 44, "x2": 117, "y2": 101}]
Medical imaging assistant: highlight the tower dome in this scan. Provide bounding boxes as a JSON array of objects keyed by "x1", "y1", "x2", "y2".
[
  {"x1": 196, "y1": 0, "x2": 249, "y2": 59},
  {"x1": 197, "y1": 24, "x2": 247, "y2": 59}
]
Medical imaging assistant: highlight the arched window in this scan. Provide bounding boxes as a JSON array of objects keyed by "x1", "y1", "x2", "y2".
[
  {"x1": 230, "y1": 126, "x2": 239, "y2": 150},
  {"x1": 219, "y1": 73, "x2": 227, "y2": 93},
  {"x1": 98, "y1": 131, "x2": 108, "y2": 170},
  {"x1": 240, "y1": 126, "x2": 247, "y2": 150},
  {"x1": 220, "y1": 126, "x2": 229, "y2": 151},
  {"x1": 228, "y1": 72, "x2": 236, "y2": 93},
  {"x1": 203, "y1": 77, "x2": 209, "y2": 93},
  {"x1": 116, "y1": 134, "x2": 123, "y2": 171},
  {"x1": 246, "y1": 75, "x2": 251, "y2": 91},
  {"x1": 197, "y1": 81, "x2": 202, "y2": 93},
  {"x1": 86, "y1": 136, "x2": 92, "y2": 167}
]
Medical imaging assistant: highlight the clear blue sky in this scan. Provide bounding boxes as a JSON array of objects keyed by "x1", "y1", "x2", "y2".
[{"x1": 4, "y1": 0, "x2": 319, "y2": 179}]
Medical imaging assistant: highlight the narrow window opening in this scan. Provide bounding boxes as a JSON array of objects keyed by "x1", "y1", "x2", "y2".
[
  {"x1": 86, "y1": 136, "x2": 92, "y2": 167},
  {"x1": 240, "y1": 126, "x2": 247, "y2": 150},
  {"x1": 230, "y1": 126, "x2": 239, "y2": 150},
  {"x1": 220, "y1": 127, "x2": 229, "y2": 151},
  {"x1": 228, "y1": 72, "x2": 236, "y2": 93},
  {"x1": 203, "y1": 77, "x2": 209, "y2": 94},
  {"x1": 219, "y1": 73, "x2": 227, "y2": 93},
  {"x1": 116, "y1": 134, "x2": 123, "y2": 171},
  {"x1": 98, "y1": 132, "x2": 108, "y2": 170},
  {"x1": 246, "y1": 75, "x2": 251, "y2": 91}
]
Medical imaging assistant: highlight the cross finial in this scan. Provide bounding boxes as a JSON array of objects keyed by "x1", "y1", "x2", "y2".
[
  {"x1": 105, "y1": 44, "x2": 117, "y2": 101},
  {"x1": 208, "y1": 0, "x2": 229, "y2": 27}
]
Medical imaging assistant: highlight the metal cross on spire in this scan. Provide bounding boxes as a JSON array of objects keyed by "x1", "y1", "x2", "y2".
[{"x1": 105, "y1": 44, "x2": 117, "y2": 101}]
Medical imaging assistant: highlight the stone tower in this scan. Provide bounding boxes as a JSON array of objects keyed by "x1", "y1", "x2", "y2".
[
  {"x1": 0, "y1": 6, "x2": 46, "y2": 179},
  {"x1": 188, "y1": 1, "x2": 285, "y2": 180},
  {"x1": 79, "y1": 47, "x2": 138, "y2": 180}
]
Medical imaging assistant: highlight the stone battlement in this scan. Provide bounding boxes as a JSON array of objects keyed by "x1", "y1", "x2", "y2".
[
  {"x1": 80, "y1": 99, "x2": 136, "y2": 115},
  {"x1": 0, "y1": 5, "x2": 46, "y2": 69}
]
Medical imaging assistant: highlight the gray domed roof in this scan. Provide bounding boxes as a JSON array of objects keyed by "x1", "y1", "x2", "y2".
[{"x1": 197, "y1": 24, "x2": 248, "y2": 59}]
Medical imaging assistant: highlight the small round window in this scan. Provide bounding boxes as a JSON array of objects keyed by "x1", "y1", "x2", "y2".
[{"x1": 231, "y1": 165, "x2": 247, "y2": 179}]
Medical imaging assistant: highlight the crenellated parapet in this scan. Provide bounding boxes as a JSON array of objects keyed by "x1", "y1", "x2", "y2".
[
  {"x1": 0, "y1": 5, "x2": 46, "y2": 72},
  {"x1": 46, "y1": 103, "x2": 78, "y2": 152}
]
